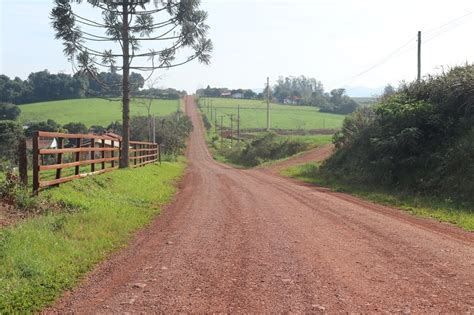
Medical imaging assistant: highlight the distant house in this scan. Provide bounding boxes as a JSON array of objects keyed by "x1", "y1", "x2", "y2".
[
  {"x1": 221, "y1": 92, "x2": 231, "y2": 97},
  {"x1": 25, "y1": 138, "x2": 58, "y2": 150},
  {"x1": 232, "y1": 92, "x2": 243, "y2": 99},
  {"x1": 80, "y1": 132, "x2": 121, "y2": 159},
  {"x1": 25, "y1": 138, "x2": 58, "y2": 165},
  {"x1": 283, "y1": 96, "x2": 302, "y2": 105}
]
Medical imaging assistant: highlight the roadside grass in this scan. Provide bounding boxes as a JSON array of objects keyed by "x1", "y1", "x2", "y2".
[
  {"x1": 199, "y1": 97, "x2": 345, "y2": 130},
  {"x1": 282, "y1": 163, "x2": 474, "y2": 231},
  {"x1": 19, "y1": 98, "x2": 180, "y2": 127},
  {"x1": 0, "y1": 160, "x2": 186, "y2": 313}
]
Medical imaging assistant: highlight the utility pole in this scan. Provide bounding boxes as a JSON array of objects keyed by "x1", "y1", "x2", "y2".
[
  {"x1": 417, "y1": 31, "x2": 421, "y2": 81},
  {"x1": 266, "y1": 76, "x2": 270, "y2": 131},
  {"x1": 230, "y1": 114, "x2": 234, "y2": 148},
  {"x1": 237, "y1": 104, "x2": 241, "y2": 148},
  {"x1": 152, "y1": 114, "x2": 156, "y2": 143},
  {"x1": 220, "y1": 115, "x2": 224, "y2": 149},
  {"x1": 214, "y1": 110, "x2": 218, "y2": 134}
]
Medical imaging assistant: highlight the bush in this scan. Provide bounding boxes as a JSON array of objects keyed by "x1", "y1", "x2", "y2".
[
  {"x1": 202, "y1": 114, "x2": 212, "y2": 130},
  {"x1": 0, "y1": 172, "x2": 38, "y2": 211},
  {"x1": 129, "y1": 112, "x2": 193, "y2": 157},
  {"x1": 0, "y1": 103, "x2": 21, "y2": 121},
  {"x1": 0, "y1": 120, "x2": 23, "y2": 165},
  {"x1": 25, "y1": 119, "x2": 62, "y2": 137},
  {"x1": 63, "y1": 122, "x2": 88, "y2": 134},
  {"x1": 219, "y1": 133, "x2": 308, "y2": 167},
  {"x1": 320, "y1": 89, "x2": 359, "y2": 114},
  {"x1": 320, "y1": 63, "x2": 474, "y2": 202}
]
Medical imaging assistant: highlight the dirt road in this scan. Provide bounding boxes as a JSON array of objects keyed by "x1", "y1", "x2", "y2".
[
  {"x1": 50, "y1": 96, "x2": 474, "y2": 313},
  {"x1": 261, "y1": 143, "x2": 334, "y2": 174}
]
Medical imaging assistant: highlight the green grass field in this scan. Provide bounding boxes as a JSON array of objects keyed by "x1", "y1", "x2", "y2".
[
  {"x1": 19, "y1": 98, "x2": 180, "y2": 127},
  {"x1": 0, "y1": 160, "x2": 185, "y2": 313},
  {"x1": 199, "y1": 97, "x2": 345, "y2": 130}
]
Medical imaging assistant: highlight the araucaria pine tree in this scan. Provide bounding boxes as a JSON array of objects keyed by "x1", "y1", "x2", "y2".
[{"x1": 51, "y1": 0, "x2": 213, "y2": 168}]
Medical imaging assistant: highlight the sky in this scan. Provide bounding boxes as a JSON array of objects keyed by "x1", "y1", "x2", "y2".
[{"x1": 1, "y1": 0, "x2": 473, "y2": 96}]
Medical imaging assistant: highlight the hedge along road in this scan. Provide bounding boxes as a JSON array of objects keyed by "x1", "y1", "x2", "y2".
[{"x1": 48, "y1": 96, "x2": 474, "y2": 313}]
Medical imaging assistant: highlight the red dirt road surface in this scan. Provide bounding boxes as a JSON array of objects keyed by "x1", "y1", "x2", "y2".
[
  {"x1": 261, "y1": 143, "x2": 334, "y2": 174},
  {"x1": 49, "y1": 96, "x2": 474, "y2": 313}
]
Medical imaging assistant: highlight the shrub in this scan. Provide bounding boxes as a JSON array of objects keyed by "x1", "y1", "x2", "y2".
[
  {"x1": 202, "y1": 114, "x2": 212, "y2": 130},
  {"x1": 320, "y1": 63, "x2": 474, "y2": 202},
  {"x1": 219, "y1": 133, "x2": 308, "y2": 167},
  {"x1": 24, "y1": 119, "x2": 62, "y2": 137},
  {"x1": 0, "y1": 172, "x2": 38, "y2": 211},
  {"x1": 0, "y1": 120, "x2": 23, "y2": 165},
  {"x1": 0, "y1": 103, "x2": 21, "y2": 121},
  {"x1": 129, "y1": 112, "x2": 193, "y2": 157},
  {"x1": 63, "y1": 122, "x2": 88, "y2": 134}
]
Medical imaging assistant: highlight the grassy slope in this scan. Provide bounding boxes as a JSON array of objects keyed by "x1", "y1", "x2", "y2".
[
  {"x1": 19, "y1": 98, "x2": 180, "y2": 127},
  {"x1": 200, "y1": 97, "x2": 345, "y2": 130},
  {"x1": 282, "y1": 163, "x2": 474, "y2": 231},
  {"x1": 0, "y1": 161, "x2": 185, "y2": 313}
]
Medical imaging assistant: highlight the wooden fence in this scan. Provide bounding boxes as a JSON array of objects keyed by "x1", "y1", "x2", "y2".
[{"x1": 32, "y1": 131, "x2": 159, "y2": 194}]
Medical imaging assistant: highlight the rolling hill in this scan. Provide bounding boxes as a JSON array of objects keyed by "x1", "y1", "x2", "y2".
[{"x1": 19, "y1": 98, "x2": 181, "y2": 127}]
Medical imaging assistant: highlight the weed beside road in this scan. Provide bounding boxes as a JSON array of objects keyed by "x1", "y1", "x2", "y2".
[{"x1": 0, "y1": 160, "x2": 186, "y2": 313}]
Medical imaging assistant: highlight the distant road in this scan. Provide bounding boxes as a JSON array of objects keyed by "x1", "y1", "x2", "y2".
[{"x1": 49, "y1": 96, "x2": 474, "y2": 313}]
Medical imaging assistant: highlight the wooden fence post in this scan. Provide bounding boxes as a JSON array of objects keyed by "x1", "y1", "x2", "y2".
[
  {"x1": 55, "y1": 137, "x2": 64, "y2": 186},
  {"x1": 158, "y1": 144, "x2": 162, "y2": 165},
  {"x1": 90, "y1": 138, "x2": 95, "y2": 172},
  {"x1": 18, "y1": 138, "x2": 28, "y2": 187},
  {"x1": 101, "y1": 139, "x2": 105, "y2": 169},
  {"x1": 134, "y1": 144, "x2": 137, "y2": 166},
  {"x1": 75, "y1": 138, "x2": 82, "y2": 175},
  {"x1": 111, "y1": 141, "x2": 115, "y2": 167},
  {"x1": 32, "y1": 132, "x2": 39, "y2": 195}
]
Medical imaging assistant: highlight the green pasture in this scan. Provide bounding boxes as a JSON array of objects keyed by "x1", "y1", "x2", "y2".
[
  {"x1": 199, "y1": 97, "x2": 345, "y2": 130},
  {"x1": 19, "y1": 98, "x2": 180, "y2": 127}
]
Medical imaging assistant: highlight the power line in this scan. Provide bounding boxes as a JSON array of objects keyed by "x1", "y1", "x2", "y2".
[
  {"x1": 330, "y1": 11, "x2": 473, "y2": 87},
  {"x1": 210, "y1": 106, "x2": 324, "y2": 112},
  {"x1": 423, "y1": 11, "x2": 472, "y2": 35}
]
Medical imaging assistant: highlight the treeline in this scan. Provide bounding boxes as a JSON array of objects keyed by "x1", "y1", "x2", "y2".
[
  {"x1": 272, "y1": 76, "x2": 358, "y2": 114},
  {"x1": 0, "y1": 70, "x2": 185, "y2": 105},
  {"x1": 319, "y1": 63, "x2": 474, "y2": 202},
  {"x1": 196, "y1": 86, "x2": 258, "y2": 99},
  {"x1": 197, "y1": 76, "x2": 359, "y2": 114}
]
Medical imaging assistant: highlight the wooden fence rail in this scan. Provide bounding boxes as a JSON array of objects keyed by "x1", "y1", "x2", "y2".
[{"x1": 32, "y1": 131, "x2": 159, "y2": 194}]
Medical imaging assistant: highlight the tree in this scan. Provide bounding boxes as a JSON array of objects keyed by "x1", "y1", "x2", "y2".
[
  {"x1": 320, "y1": 89, "x2": 358, "y2": 115},
  {"x1": 380, "y1": 84, "x2": 396, "y2": 101},
  {"x1": 63, "y1": 122, "x2": 88, "y2": 134},
  {"x1": 0, "y1": 121, "x2": 23, "y2": 164},
  {"x1": 25, "y1": 119, "x2": 62, "y2": 137},
  {"x1": 243, "y1": 89, "x2": 256, "y2": 99},
  {"x1": 0, "y1": 103, "x2": 21, "y2": 120},
  {"x1": 107, "y1": 121, "x2": 123, "y2": 135},
  {"x1": 272, "y1": 76, "x2": 325, "y2": 105},
  {"x1": 51, "y1": 0, "x2": 213, "y2": 168}
]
